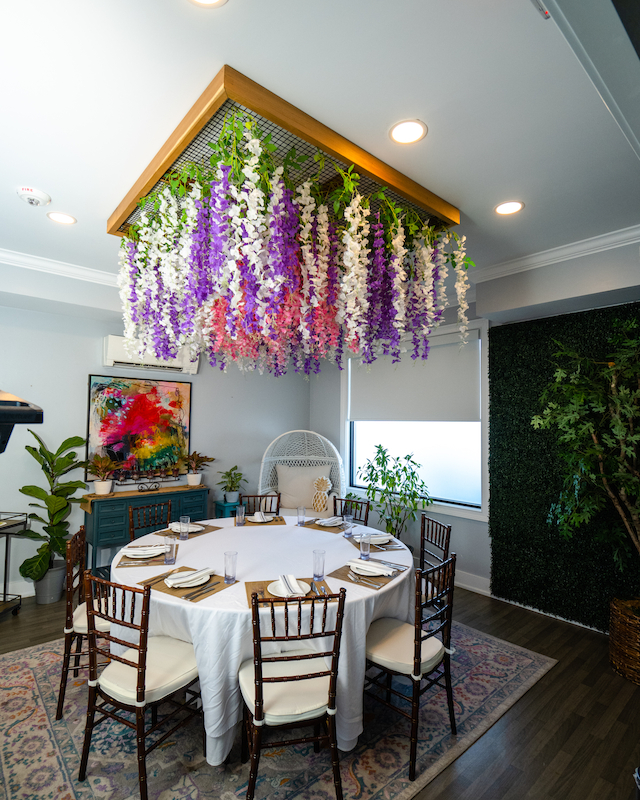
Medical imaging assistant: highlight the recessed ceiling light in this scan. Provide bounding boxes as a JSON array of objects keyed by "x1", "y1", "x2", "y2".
[
  {"x1": 188, "y1": 0, "x2": 228, "y2": 6},
  {"x1": 495, "y1": 201, "x2": 524, "y2": 215},
  {"x1": 389, "y1": 120, "x2": 427, "y2": 144},
  {"x1": 47, "y1": 212, "x2": 77, "y2": 225}
]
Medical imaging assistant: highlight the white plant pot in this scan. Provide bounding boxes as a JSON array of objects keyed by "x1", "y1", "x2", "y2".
[
  {"x1": 34, "y1": 560, "x2": 66, "y2": 605},
  {"x1": 225, "y1": 491, "x2": 239, "y2": 504},
  {"x1": 93, "y1": 480, "x2": 112, "y2": 495},
  {"x1": 187, "y1": 473, "x2": 202, "y2": 486}
]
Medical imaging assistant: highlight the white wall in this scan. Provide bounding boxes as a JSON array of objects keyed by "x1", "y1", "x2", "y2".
[{"x1": 0, "y1": 305, "x2": 310, "y2": 597}]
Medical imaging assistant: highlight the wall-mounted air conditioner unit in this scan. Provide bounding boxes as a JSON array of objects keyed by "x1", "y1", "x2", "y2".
[{"x1": 103, "y1": 335, "x2": 199, "y2": 375}]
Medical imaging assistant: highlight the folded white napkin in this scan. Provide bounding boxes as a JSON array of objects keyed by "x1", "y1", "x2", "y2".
[
  {"x1": 278, "y1": 574, "x2": 305, "y2": 596},
  {"x1": 165, "y1": 568, "x2": 213, "y2": 588},
  {"x1": 347, "y1": 560, "x2": 395, "y2": 577},
  {"x1": 168, "y1": 522, "x2": 203, "y2": 533},
  {"x1": 248, "y1": 511, "x2": 267, "y2": 523},
  {"x1": 122, "y1": 545, "x2": 166, "y2": 557},
  {"x1": 354, "y1": 533, "x2": 390, "y2": 544},
  {"x1": 317, "y1": 516, "x2": 343, "y2": 527}
]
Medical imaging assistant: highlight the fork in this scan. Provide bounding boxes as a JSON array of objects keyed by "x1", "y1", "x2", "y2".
[{"x1": 348, "y1": 570, "x2": 382, "y2": 589}]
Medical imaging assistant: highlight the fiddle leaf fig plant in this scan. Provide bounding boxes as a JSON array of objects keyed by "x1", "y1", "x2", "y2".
[
  {"x1": 531, "y1": 319, "x2": 640, "y2": 567},
  {"x1": 358, "y1": 444, "x2": 432, "y2": 540},
  {"x1": 18, "y1": 430, "x2": 88, "y2": 582}
]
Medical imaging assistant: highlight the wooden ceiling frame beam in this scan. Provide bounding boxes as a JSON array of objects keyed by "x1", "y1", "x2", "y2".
[{"x1": 107, "y1": 65, "x2": 460, "y2": 237}]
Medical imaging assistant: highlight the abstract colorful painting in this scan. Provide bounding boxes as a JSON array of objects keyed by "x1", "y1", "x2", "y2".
[{"x1": 87, "y1": 375, "x2": 191, "y2": 473}]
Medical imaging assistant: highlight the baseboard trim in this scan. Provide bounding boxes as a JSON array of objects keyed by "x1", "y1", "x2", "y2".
[{"x1": 455, "y1": 570, "x2": 491, "y2": 596}]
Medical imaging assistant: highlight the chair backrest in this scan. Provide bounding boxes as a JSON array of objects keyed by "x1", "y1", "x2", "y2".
[
  {"x1": 249, "y1": 589, "x2": 347, "y2": 723},
  {"x1": 333, "y1": 497, "x2": 370, "y2": 525},
  {"x1": 129, "y1": 501, "x2": 172, "y2": 541},
  {"x1": 63, "y1": 526, "x2": 86, "y2": 631},
  {"x1": 84, "y1": 572, "x2": 151, "y2": 705},
  {"x1": 413, "y1": 555, "x2": 456, "y2": 676},
  {"x1": 258, "y1": 430, "x2": 346, "y2": 499},
  {"x1": 241, "y1": 494, "x2": 281, "y2": 515},
  {"x1": 420, "y1": 515, "x2": 452, "y2": 568}
]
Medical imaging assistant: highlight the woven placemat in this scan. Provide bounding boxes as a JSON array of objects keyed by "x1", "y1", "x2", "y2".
[
  {"x1": 116, "y1": 544, "x2": 180, "y2": 568},
  {"x1": 139, "y1": 566, "x2": 236, "y2": 602},
  {"x1": 154, "y1": 524, "x2": 221, "y2": 537},
  {"x1": 240, "y1": 516, "x2": 287, "y2": 527},
  {"x1": 302, "y1": 522, "x2": 345, "y2": 533},
  {"x1": 327, "y1": 560, "x2": 408, "y2": 590},
  {"x1": 245, "y1": 578, "x2": 332, "y2": 606}
]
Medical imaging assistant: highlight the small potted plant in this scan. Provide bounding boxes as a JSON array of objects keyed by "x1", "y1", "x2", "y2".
[
  {"x1": 216, "y1": 466, "x2": 246, "y2": 503},
  {"x1": 87, "y1": 453, "x2": 119, "y2": 495},
  {"x1": 184, "y1": 451, "x2": 215, "y2": 486}
]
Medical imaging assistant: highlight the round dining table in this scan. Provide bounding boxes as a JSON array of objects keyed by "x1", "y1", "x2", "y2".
[{"x1": 110, "y1": 514, "x2": 414, "y2": 766}]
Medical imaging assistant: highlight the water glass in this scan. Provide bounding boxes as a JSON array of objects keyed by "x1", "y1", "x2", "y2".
[
  {"x1": 313, "y1": 549, "x2": 325, "y2": 582},
  {"x1": 342, "y1": 514, "x2": 354, "y2": 538},
  {"x1": 359, "y1": 532, "x2": 371, "y2": 561},
  {"x1": 235, "y1": 504, "x2": 245, "y2": 526},
  {"x1": 297, "y1": 506, "x2": 306, "y2": 526},
  {"x1": 164, "y1": 535, "x2": 177, "y2": 565},
  {"x1": 224, "y1": 551, "x2": 238, "y2": 584},
  {"x1": 179, "y1": 515, "x2": 190, "y2": 541}
]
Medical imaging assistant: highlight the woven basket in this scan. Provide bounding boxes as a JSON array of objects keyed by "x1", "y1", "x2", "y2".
[{"x1": 609, "y1": 597, "x2": 640, "y2": 685}]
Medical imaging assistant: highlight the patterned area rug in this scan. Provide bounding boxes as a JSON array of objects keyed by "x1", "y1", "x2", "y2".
[{"x1": 0, "y1": 622, "x2": 555, "y2": 800}]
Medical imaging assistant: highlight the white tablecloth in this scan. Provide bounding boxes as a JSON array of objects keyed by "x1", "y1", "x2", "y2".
[{"x1": 111, "y1": 515, "x2": 413, "y2": 765}]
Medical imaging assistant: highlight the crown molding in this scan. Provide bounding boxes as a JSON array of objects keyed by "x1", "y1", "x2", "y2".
[
  {"x1": 474, "y1": 223, "x2": 640, "y2": 284},
  {"x1": 0, "y1": 247, "x2": 118, "y2": 287}
]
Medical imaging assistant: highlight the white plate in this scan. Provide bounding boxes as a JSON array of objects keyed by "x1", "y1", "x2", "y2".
[
  {"x1": 168, "y1": 522, "x2": 204, "y2": 533},
  {"x1": 247, "y1": 515, "x2": 274, "y2": 523},
  {"x1": 267, "y1": 580, "x2": 311, "y2": 598},
  {"x1": 354, "y1": 534, "x2": 392, "y2": 544},
  {"x1": 122, "y1": 548, "x2": 165, "y2": 559},
  {"x1": 350, "y1": 563, "x2": 389, "y2": 577},
  {"x1": 165, "y1": 572, "x2": 210, "y2": 589}
]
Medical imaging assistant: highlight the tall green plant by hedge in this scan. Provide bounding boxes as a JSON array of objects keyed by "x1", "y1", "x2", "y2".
[{"x1": 489, "y1": 302, "x2": 640, "y2": 631}]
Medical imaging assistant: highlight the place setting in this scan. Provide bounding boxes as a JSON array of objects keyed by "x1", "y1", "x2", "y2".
[
  {"x1": 237, "y1": 506, "x2": 286, "y2": 526},
  {"x1": 155, "y1": 516, "x2": 222, "y2": 538},
  {"x1": 116, "y1": 543, "x2": 177, "y2": 568},
  {"x1": 244, "y1": 548, "x2": 331, "y2": 604},
  {"x1": 139, "y1": 549, "x2": 240, "y2": 602}
]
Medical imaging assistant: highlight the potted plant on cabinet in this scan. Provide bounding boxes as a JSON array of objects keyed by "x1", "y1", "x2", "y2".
[
  {"x1": 183, "y1": 451, "x2": 215, "y2": 486},
  {"x1": 17, "y1": 430, "x2": 87, "y2": 604},
  {"x1": 87, "y1": 453, "x2": 119, "y2": 495},
  {"x1": 531, "y1": 319, "x2": 640, "y2": 682},
  {"x1": 216, "y1": 466, "x2": 246, "y2": 503},
  {"x1": 358, "y1": 444, "x2": 432, "y2": 542}
]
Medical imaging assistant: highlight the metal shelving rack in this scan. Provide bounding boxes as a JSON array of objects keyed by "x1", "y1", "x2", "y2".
[{"x1": 0, "y1": 512, "x2": 28, "y2": 618}]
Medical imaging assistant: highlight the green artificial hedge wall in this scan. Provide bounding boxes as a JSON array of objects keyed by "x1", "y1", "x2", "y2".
[{"x1": 489, "y1": 301, "x2": 640, "y2": 632}]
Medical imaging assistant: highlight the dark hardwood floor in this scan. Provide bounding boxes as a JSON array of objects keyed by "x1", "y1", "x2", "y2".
[{"x1": 2, "y1": 589, "x2": 639, "y2": 800}]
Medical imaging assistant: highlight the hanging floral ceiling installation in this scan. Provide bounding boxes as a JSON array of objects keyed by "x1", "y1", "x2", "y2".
[{"x1": 118, "y1": 114, "x2": 472, "y2": 376}]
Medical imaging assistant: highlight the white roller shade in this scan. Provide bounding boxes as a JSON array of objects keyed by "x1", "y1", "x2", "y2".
[{"x1": 349, "y1": 331, "x2": 480, "y2": 422}]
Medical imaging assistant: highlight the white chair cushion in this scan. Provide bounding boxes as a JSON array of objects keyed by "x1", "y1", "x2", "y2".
[
  {"x1": 275, "y1": 464, "x2": 331, "y2": 509},
  {"x1": 238, "y1": 648, "x2": 331, "y2": 725},
  {"x1": 99, "y1": 636, "x2": 198, "y2": 706},
  {"x1": 72, "y1": 602, "x2": 111, "y2": 635},
  {"x1": 366, "y1": 618, "x2": 445, "y2": 676}
]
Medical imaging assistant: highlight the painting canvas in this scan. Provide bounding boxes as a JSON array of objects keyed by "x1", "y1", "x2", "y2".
[{"x1": 87, "y1": 375, "x2": 191, "y2": 474}]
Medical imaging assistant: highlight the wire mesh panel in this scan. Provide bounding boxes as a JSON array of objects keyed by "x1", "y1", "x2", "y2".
[{"x1": 119, "y1": 98, "x2": 437, "y2": 234}]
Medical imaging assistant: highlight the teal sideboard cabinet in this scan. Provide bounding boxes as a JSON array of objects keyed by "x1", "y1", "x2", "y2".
[{"x1": 82, "y1": 485, "x2": 210, "y2": 574}]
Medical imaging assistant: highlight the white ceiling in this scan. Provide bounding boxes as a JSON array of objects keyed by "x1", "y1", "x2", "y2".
[{"x1": 2, "y1": 0, "x2": 639, "y2": 299}]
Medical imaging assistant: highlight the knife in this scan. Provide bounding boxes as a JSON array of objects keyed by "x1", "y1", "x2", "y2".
[
  {"x1": 184, "y1": 581, "x2": 220, "y2": 601},
  {"x1": 311, "y1": 581, "x2": 319, "y2": 595},
  {"x1": 369, "y1": 558, "x2": 408, "y2": 570}
]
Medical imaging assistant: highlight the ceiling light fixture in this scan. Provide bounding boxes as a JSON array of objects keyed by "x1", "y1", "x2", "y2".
[
  {"x1": 47, "y1": 212, "x2": 77, "y2": 225},
  {"x1": 495, "y1": 201, "x2": 524, "y2": 215},
  {"x1": 188, "y1": 0, "x2": 228, "y2": 6},
  {"x1": 389, "y1": 119, "x2": 427, "y2": 144}
]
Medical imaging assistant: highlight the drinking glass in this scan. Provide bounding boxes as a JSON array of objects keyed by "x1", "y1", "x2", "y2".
[
  {"x1": 297, "y1": 506, "x2": 306, "y2": 526},
  {"x1": 359, "y1": 532, "x2": 371, "y2": 561},
  {"x1": 164, "y1": 535, "x2": 177, "y2": 565},
  {"x1": 313, "y1": 549, "x2": 325, "y2": 582},
  {"x1": 224, "y1": 551, "x2": 238, "y2": 584},
  {"x1": 342, "y1": 514, "x2": 354, "y2": 538},
  {"x1": 235, "y1": 504, "x2": 245, "y2": 526},
  {"x1": 179, "y1": 515, "x2": 190, "y2": 541}
]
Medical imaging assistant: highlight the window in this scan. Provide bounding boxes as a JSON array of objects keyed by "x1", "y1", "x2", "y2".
[{"x1": 342, "y1": 320, "x2": 488, "y2": 520}]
